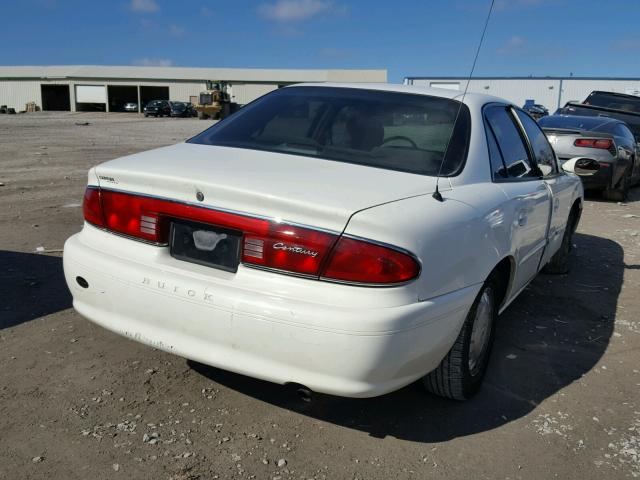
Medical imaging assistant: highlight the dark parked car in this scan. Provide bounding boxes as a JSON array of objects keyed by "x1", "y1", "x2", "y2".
[
  {"x1": 522, "y1": 102, "x2": 549, "y2": 119},
  {"x1": 584, "y1": 90, "x2": 640, "y2": 114},
  {"x1": 170, "y1": 101, "x2": 197, "y2": 117},
  {"x1": 539, "y1": 115, "x2": 639, "y2": 200},
  {"x1": 561, "y1": 91, "x2": 640, "y2": 143},
  {"x1": 144, "y1": 100, "x2": 171, "y2": 117}
]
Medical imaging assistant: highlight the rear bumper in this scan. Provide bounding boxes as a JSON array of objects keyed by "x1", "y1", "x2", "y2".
[
  {"x1": 580, "y1": 166, "x2": 612, "y2": 189},
  {"x1": 560, "y1": 159, "x2": 612, "y2": 189},
  {"x1": 63, "y1": 226, "x2": 478, "y2": 397}
]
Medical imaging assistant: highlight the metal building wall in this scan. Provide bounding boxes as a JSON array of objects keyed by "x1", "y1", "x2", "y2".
[
  {"x1": 407, "y1": 77, "x2": 562, "y2": 111},
  {"x1": 231, "y1": 83, "x2": 279, "y2": 105},
  {"x1": 406, "y1": 77, "x2": 640, "y2": 113},
  {"x1": 0, "y1": 79, "x2": 286, "y2": 111}
]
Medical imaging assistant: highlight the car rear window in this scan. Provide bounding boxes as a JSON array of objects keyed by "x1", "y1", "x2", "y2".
[{"x1": 188, "y1": 86, "x2": 471, "y2": 176}]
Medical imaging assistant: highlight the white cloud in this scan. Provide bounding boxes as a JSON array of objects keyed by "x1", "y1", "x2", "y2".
[
  {"x1": 169, "y1": 24, "x2": 185, "y2": 37},
  {"x1": 258, "y1": 0, "x2": 341, "y2": 22},
  {"x1": 129, "y1": 0, "x2": 158, "y2": 13},
  {"x1": 132, "y1": 58, "x2": 173, "y2": 67},
  {"x1": 497, "y1": 36, "x2": 527, "y2": 54}
]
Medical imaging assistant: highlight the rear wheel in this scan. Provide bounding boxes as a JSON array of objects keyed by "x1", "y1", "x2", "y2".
[
  {"x1": 542, "y1": 209, "x2": 578, "y2": 275},
  {"x1": 423, "y1": 278, "x2": 498, "y2": 400},
  {"x1": 603, "y1": 167, "x2": 630, "y2": 201}
]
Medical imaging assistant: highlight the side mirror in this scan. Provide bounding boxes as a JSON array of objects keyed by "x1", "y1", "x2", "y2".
[{"x1": 561, "y1": 157, "x2": 600, "y2": 176}]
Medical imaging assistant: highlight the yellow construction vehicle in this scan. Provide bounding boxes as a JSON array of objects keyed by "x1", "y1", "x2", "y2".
[{"x1": 194, "y1": 81, "x2": 238, "y2": 120}]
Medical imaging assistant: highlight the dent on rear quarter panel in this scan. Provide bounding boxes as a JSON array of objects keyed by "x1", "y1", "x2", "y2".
[{"x1": 343, "y1": 184, "x2": 508, "y2": 301}]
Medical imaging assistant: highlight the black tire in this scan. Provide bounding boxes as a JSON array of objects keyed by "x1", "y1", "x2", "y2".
[
  {"x1": 423, "y1": 278, "x2": 498, "y2": 400},
  {"x1": 603, "y1": 167, "x2": 630, "y2": 202},
  {"x1": 542, "y1": 210, "x2": 578, "y2": 275}
]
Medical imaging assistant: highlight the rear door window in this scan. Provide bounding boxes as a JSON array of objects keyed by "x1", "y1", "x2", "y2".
[
  {"x1": 484, "y1": 106, "x2": 538, "y2": 180},
  {"x1": 515, "y1": 109, "x2": 558, "y2": 177},
  {"x1": 485, "y1": 124, "x2": 508, "y2": 180}
]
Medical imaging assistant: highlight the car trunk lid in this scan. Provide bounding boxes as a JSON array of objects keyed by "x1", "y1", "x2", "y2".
[
  {"x1": 543, "y1": 128, "x2": 615, "y2": 160},
  {"x1": 94, "y1": 142, "x2": 441, "y2": 233}
]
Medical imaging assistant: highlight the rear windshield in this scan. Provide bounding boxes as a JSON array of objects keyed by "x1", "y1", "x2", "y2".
[
  {"x1": 188, "y1": 86, "x2": 471, "y2": 176},
  {"x1": 585, "y1": 92, "x2": 640, "y2": 114},
  {"x1": 539, "y1": 115, "x2": 610, "y2": 131}
]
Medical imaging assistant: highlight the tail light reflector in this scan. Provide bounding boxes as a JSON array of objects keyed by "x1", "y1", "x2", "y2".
[
  {"x1": 574, "y1": 138, "x2": 614, "y2": 150},
  {"x1": 82, "y1": 187, "x2": 420, "y2": 284},
  {"x1": 82, "y1": 187, "x2": 105, "y2": 227}
]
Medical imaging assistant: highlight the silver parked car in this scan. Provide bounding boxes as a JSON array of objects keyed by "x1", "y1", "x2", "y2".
[
  {"x1": 123, "y1": 102, "x2": 138, "y2": 112},
  {"x1": 539, "y1": 115, "x2": 639, "y2": 200}
]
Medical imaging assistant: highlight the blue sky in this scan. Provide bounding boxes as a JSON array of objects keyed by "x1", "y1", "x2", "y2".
[{"x1": 1, "y1": 0, "x2": 639, "y2": 82}]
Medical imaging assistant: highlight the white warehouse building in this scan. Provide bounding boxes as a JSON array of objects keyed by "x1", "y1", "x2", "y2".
[
  {"x1": 404, "y1": 76, "x2": 640, "y2": 112},
  {"x1": 0, "y1": 65, "x2": 387, "y2": 113}
]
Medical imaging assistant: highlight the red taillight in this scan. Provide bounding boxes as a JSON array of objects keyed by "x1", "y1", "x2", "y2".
[
  {"x1": 243, "y1": 227, "x2": 337, "y2": 276},
  {"x1": 82, "y1": 187, "x2": 105, "y2": 227},
  {"x1": 321, "y1": 237, "x2": 420, "y2": 284},
  {"x1": 82, "y1": 187, "x2": 420, "y2": 285},
  {"x1": 574, "y1": 138, "x2": 613, "y2": 150}
]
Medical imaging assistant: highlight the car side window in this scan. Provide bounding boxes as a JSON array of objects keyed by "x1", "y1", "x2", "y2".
[
  {"x1": 514, "y1": 109, "x2": 558, "y2": 177},
  {"x1": 484, "y1": 106, "x2": 538, "y2": 180},
  {"x1": 485, "y1": 122, "x2": 508, "y2": 179}
]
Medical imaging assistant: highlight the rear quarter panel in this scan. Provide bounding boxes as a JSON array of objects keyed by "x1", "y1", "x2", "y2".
[{"x1": 343, "y1": 183, "x2": 512, "y2": 301}]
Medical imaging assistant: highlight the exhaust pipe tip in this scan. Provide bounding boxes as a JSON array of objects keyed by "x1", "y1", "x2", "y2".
[
  {"x1": 286, "y1": 383, "x2": 313, "y2": 403},
  {"x1": 296, "y1": 387, "x2": 312, "y2": 403}
]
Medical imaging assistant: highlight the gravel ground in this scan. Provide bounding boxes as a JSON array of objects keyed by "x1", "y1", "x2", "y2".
[{"x1": 1, "y1": 111, "x2": 639, "y2": 480}]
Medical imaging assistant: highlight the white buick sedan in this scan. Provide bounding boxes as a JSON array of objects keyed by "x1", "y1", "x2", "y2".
[{"x1": 63, "y1": 84, "x2": 584, "y2": 400}]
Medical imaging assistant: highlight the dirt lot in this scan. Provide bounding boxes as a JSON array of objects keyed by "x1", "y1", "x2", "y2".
[{"x1": 1, "y1": 111, "x2": 639, "y2": 480}]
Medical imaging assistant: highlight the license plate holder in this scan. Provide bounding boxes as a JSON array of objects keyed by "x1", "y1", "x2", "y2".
[{"x1": 169, "y1": 220, "x2": 241, "y2": 273}]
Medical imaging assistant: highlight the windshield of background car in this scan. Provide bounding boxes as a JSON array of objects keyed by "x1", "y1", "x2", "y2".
[
  {"x1": 188, "y1": 86, "x2": 471, "y2": 176},
  {"x1": 539, "y1": 115, "x2": 611, "y2": 131}
]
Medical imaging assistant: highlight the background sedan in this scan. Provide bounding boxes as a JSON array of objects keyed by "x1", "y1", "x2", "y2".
[
  {"x1": 123, "y1": 102, "x2": 138, "y2": 112},
  {"x1": 143, "y1": 100, "x2": 171, "y2": 117},
  {"x1": 539, "y1": 115, "x2": 639, "y2": 200}
]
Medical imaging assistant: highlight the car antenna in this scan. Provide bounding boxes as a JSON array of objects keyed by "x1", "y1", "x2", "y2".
[{"x1": 433, "y1": 0, "x2": 495, "y2": 202}]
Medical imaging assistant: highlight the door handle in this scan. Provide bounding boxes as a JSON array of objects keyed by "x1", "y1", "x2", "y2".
[{"x1": 518, "y1": 213, "x2": 527, "y2": 226}]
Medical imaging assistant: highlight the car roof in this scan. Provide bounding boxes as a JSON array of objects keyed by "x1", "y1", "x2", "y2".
[{"x1": 286, "y1": 82, "x2": 509, "y2": 108}]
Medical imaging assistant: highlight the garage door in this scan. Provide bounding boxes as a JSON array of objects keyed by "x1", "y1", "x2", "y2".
[{"x1": 75, "y1": 85, "x2": 107, "y2": 103}]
